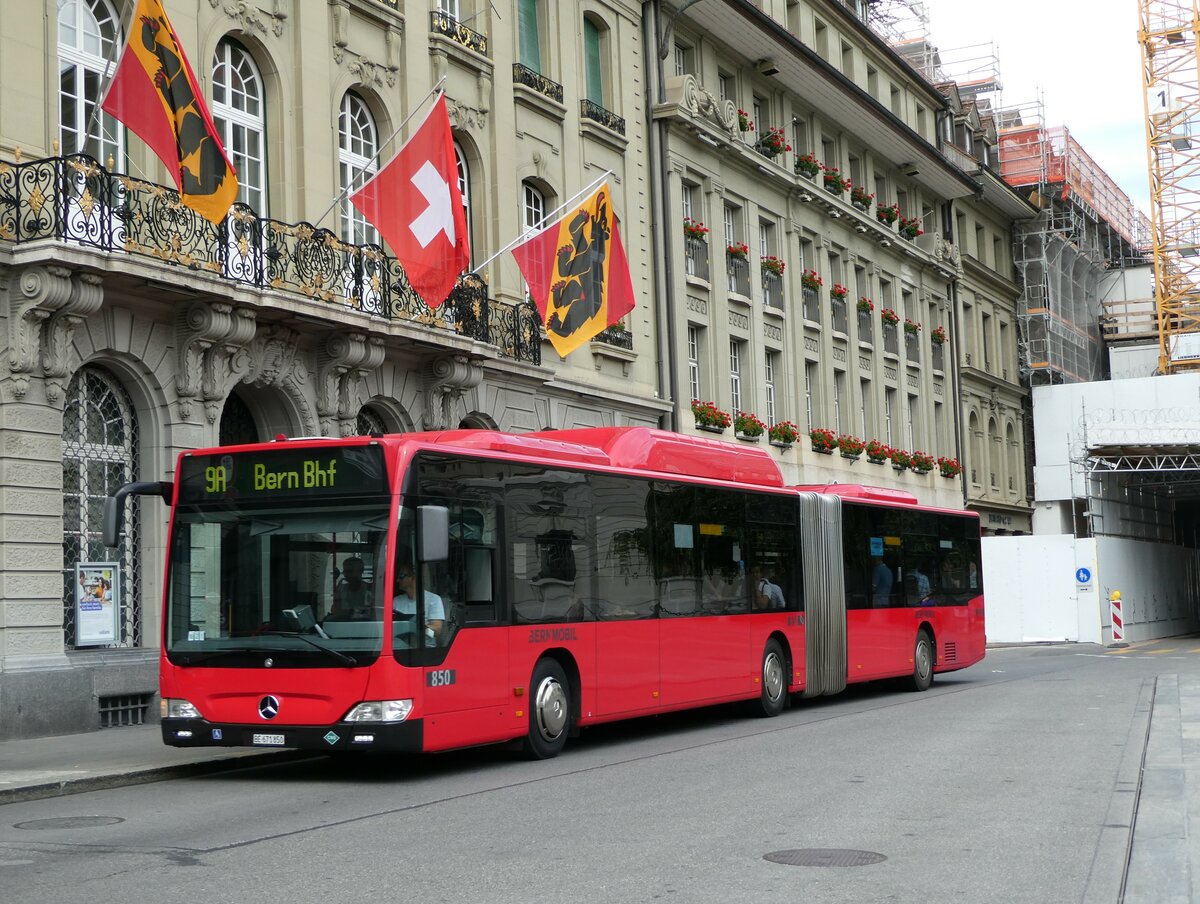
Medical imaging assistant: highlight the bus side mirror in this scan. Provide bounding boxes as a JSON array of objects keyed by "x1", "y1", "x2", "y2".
[
  {"x1": 417, "y1": 505, "x2": 449, "y2": 563},
  {"x1": 102, "y1": 481, "x2": 173, "y2": 547}
]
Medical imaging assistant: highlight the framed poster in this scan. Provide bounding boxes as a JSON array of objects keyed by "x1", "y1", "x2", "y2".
[{"x1": 75, "y1": 562, "x2": 119, "y2": 647}]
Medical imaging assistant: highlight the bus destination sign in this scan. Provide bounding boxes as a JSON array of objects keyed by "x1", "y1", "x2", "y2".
[{"x1": 178, "y1": 445, "x2": 388, "y2": 503}]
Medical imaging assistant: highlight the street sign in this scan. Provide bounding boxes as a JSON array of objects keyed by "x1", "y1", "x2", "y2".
[{"x1": 1075, "y1": 567, "x2": 1092, "y2": 586}]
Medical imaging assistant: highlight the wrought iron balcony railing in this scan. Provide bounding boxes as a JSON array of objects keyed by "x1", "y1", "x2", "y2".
[
  {"x1": 684, "y1": 236, "x2": 709, "y2": 281},
  {"x1": 802, "y1": 287, "x2": 821, "y2": 322},
  {"x1": 513, "y1": 63, "x2": 563, "y2": 103},
  {"x1": 726, "y1": 256, "x2": 750, "y2": 296},
  {"x1": 831, "y1": 297, "x2": 848, "y2": 334},
  {"x1": 858, "y1": 310, "x2": 873, "y2": 344},
  {"x1": 581, "y1": 99, "x2": 625, "y2": 136},
  {"x1": 430, "y1": 11, "x2": 488, "y2": 56},
  {"x1": 594, "y1": 324, "x2": 634, "y2": 350},
  {"x1": 762, "y1": 269, "x2": 784, "y2": 310},
  {"x1": 0, "y1": 154, "x2": 540, "y2": 364}
]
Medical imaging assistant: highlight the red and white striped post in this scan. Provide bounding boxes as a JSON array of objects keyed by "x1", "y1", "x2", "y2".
[{"x1": 1109, "y1": 590, "x2": 1125, "y2": 645}]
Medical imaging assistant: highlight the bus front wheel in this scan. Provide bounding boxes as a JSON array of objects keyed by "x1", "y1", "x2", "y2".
[
  {"x1": 908, "y1": 630, "x2": 934, "y2": 692},
  {"x1": 522, "y1": 658, "x2": 571, "y2": 759},
  {"x1": 755, "y1": 639, "x2": 787, "y2": 717}
]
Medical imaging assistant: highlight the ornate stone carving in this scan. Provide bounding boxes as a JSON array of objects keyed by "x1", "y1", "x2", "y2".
[
  {"x1": 663, "y1": 74, "x2": 739, "y2": 140},
  {"x1": 422, "y1": 355, "x2": 483, "y2": 431},
  {"x1": 316, "y1": 332, "x2": 386, "y2": 436},
  {"x1": 217, "y1": 1, "x2": 277, "y2": 37},
  {"x1": 44, "y1": 273, "x2": 104, "y2": 404},
  {"x1": 242, "y1": 324, "x2": 303, "y2": 390},
  {"x1": 8, "y1": 266, "x2": 103, "y2": 403},
  {"x1": 176, "y1": 301, "x2": 257, "y2": 423},
  {"x1": 446, "y1": 98, "x2": 488, "y2": 130}
]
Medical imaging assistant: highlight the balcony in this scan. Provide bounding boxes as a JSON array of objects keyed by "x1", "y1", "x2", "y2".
[
  {"x1": 831, "y1": 298, "x2": 848, "y2": 334},
  {"x1": 0, "y1": 154, "x2": 541, "y2": 364},
  {"x1": 512, "y1": 63, "x2": 563, "y2": 104},
  {"x1": 581, "y1": 99, "x2": 625, "y2": 136},
  {"x1": 594, "y1": 324, "x2": 634, "y2": 350},
  {"x1": 762, "y1": 269, "x2": 784, "y2": 310},
  {"x1": 802, "y1": 287, "x2": 821, "y2": 322},
  {"x1": 932, "y1": 342, "x2": 944, "y2": 371},
  {"x1": 883, "y1": 323, "x2": 899, "y2": 355},
  {"x1": 726, "y1": 256, "x2": 750, "y2": 296},
  {"x1": 430, "y1": 10, "x2": 488, "y2": 56},
  {"x1": 858, "y1": 310, "x2": 873, "y2": 344},
  {"x1": 684, "y1": 236, "x2": 710, "y2": 282},
  {"x1": 905, "y1": 331, "x2": 920, "y2": 364}
]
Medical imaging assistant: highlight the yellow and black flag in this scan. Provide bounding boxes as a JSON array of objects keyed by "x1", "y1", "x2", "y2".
[
  {"x1": 511, "y1": 182, "x2": 636, "y2": 358},
  {"x1": 101, "y1": 0, "x2": 237, "y2": 224}
]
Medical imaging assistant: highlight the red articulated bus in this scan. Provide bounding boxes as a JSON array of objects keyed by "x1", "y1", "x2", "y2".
[{"x1": 105, "y1": 427, "x2": 984, "y2": 759}]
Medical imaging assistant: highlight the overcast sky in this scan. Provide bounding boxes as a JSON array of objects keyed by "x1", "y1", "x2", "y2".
[{"x1": 920, "y1": 0, "x2": 1150, "y2": 217}]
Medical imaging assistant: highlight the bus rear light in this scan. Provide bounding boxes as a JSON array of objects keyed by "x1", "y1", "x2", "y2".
[
  {"x1": 344, "y1": 699, "x2": 413, "y2": 723},
  {"x1": 162, "y1": 698, "x2": 202, "y2": 720}
]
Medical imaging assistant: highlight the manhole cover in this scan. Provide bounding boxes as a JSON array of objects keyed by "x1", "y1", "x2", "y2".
[
  {"x1": 764, "y1": 848, "x2": 887, "y2": 867},
  {"x1": 14, "y1": 816, "x2": 124, "y2": 830}
]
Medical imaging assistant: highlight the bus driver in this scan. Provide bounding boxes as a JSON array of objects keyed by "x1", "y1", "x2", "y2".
[{"x1": 393, "y1": 565, "x2": 445, "y2": 646}]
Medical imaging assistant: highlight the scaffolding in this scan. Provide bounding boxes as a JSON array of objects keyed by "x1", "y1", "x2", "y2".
[
  {"x1": 1138, "y1": 1, "x2": 1200, "y2": 373},
  {"x1": 998, "y1": 104, "x2": 1152, "y2": 386}
]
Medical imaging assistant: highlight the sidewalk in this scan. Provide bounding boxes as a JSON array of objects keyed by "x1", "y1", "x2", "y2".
[{"x1": 0, "y1": 723, "x2": 302, "y2": 804}]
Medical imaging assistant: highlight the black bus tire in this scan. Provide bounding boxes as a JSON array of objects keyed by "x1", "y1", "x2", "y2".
[
  {"x1": 755, "y1": 639, "x2": 787, "y2": 717},
  {"x1": 522, "y1": 658, "x2": 571, "y2": 759},
  {"x1": 908, "y1": 630, "x2": 934, "y2": 692}
]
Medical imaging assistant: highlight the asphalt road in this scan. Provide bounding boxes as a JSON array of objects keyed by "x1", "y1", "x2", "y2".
[{"x1": 1, "y1": 641, "x2": 1196, "y2": 904}]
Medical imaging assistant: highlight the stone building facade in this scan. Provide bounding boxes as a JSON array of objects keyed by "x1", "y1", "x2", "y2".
[
  {"x1": 646, "y1": 0, "x2": 1032, "y2": 526},
  {"x1": 0, "y1": 0, "x2": 660, "y2": 739}
]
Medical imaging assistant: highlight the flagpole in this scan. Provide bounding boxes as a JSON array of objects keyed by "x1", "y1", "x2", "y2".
[
  {"x1": 314, "y1": 75, "x2": 447, "y2": 230},
  {"x1": 472, "y1": 168, "x2": 614, "y2": 275},
  {"x1": 81, "y1": 0, "x2": 139, "y2": 157}
]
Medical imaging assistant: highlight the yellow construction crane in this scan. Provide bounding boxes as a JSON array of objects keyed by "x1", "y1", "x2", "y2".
[{"x1": 1139, "y1": 1, "x2": 1200, "y2": 373}]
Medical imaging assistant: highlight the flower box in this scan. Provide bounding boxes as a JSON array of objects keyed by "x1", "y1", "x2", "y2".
[
  {"x1": 850, "y1": 186, "x2": 874, "y2": 210},
  {"x1": 822, "y1": 166, "x2": 851, "y2": 194},
  {"x1": 904, "y1": 318, "x2": 922, "y2": 336},
  {"x1": 734, "y1": 410, "x2": 766, "y2": 438},
  {"x1": 795, "y1": 154, "x2": 822, "y2": 179},
  {"x1": 737, "y1": 108, "x2": 753, "y2": 132},
  {"x1": 837, "y1": 434, "x2": 866, "y2": 457},
  {"x1": 937, "y1": 456, "x2": 962, "y2": 478},
  {"x1": 683, "y1": 217, "x2": 709, "y2": 241},
  {"x1": 727, "y1": 241, "x2": 749, "y2": 261},
  {"x1": 830, "y1": 284, "x2": 849, "y2": 301},
  {"x1": 761, "y1": 255, "x2": 786, "y2": 276},
  {"x1": 880, "y1": 308, "x2": 900, "y2": 327},
  {"x1": 801, "y1": 268, "x2": 823, "y2": 292},
  {"x1": 931, "y1": 326, "x2": 948, "y2": 345},
  {"x1": 755, "y1": 126, "x2": 791, "y2": 158},
  {"x1": 691, "y1": 399, "x2": 731, "y2": 430},
  {"x1": 876, "y1": 203, "x2": 899, "y2": 227},
  {"x1": 768, "y1": 421, "x2": 800, "y2": 444},
  {"x1": 911, "y1": 451, "x2": 935, "y2": 473},
  {"x1": 898, "y1": 215, "x2": 923, "y2": 239},
  {"x1": 857, "y1": 297, "x2": 874, "y2": 314},
  {"x1": 809, "y1": 427, "x2": 837, "y2": 453}
]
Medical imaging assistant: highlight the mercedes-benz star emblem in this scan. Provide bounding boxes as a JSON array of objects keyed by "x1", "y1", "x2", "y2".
[{"x1": 258, "y1": 695, "x2": 280, "y2": 720}]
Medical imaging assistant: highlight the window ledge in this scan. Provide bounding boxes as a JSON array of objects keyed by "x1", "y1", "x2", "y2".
[
  {"x1": 429, "y1": 33, "x2": 494, "y2": 77},
  {"x1": 514, "y1": 81, "x2": 567, "y2": 119},
  {"x1": 591, "y1": 339, "x2": 637, "y2": 376},
  {"x1": 580, "y1": 117, "x2": 628, "y2": 151},
  {"x1": 685, "y1": 274, "x2": 711, "y2": 291}
]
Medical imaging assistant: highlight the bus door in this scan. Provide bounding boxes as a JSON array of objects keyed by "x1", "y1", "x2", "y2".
[
  {"x1": 411, "y1": 502, "x2": 511, "y2": 750},
  {"x1": 657, "y1": 485, "x2": 753, "y2": 707},
  {"x1": 592, "y1": 476, "x2": 660, "y2": 718}
]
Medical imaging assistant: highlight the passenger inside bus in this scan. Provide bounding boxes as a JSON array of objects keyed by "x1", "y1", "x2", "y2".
[
  {"x1": 327, "y1": 556, "x2": 374, "y2": 620},
  {"x1": 393, "y1": 562, "x2": 445, "y2": 646},
  {"x1": 871, "y1": 556, "x2": 894, "y2": 607},
  {"x1": 751, "y1": 565, "x2": 785, "y2": 609}
]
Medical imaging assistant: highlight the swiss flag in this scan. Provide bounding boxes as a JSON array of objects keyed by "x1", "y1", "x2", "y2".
[{"x1": 350, "y1": 94, "x2": 468, "y2": 308}]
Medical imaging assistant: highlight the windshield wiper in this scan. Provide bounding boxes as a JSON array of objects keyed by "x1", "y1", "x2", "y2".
[{"x1": 260, "y1": 631, "x2": 358, "y2": 666}]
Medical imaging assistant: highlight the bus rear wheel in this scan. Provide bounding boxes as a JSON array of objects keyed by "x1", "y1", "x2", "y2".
[
  {"x1": 755, "y1": 639, "x2": 787, "y2": 717},
  {"x1": 908, "y1": 630, "x2": 934, "y2": 692},
  {"x1": 522, "y1": 658, "x2": 571, "y2": 759}
]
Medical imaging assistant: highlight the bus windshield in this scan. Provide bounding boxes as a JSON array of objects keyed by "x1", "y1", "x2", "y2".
[{"x1": 166, "y1": 500, "x2": 391, "y2": 666}]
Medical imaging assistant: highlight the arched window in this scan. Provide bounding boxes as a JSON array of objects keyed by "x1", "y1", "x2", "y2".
[
  {"x1": 62, "y1": 367, "x2": 140, "y2": 648},
  {"x1": 523, "y1": 181, "x2": 547, "y2": 234},
  {"x1": 212, "y1": 39, "x2": 266, "y2": 213},
  {"x1": 57, "y1": 0, "x2": 123, "y2": 163},
  {"x1": 339, "y1": 92, "x2": 378, "y2": 245},
  {"x1": 219, "y1": 392, "x2": 259, "y2": 446},
  {"x1": 454, "y1": 141, "x2": 473, "y2": 264},
  {"x1": 356, "y1": 405, "x2": 388, "y2": 436}
]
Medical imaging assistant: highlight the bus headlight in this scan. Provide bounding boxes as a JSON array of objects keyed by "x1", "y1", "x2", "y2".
[
  {"x1": 343, "y1": 700, "x2": 413, "y2": 723},
  {"x1": 161, "y1": 698, "x2": 202, "y2": 720}
]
